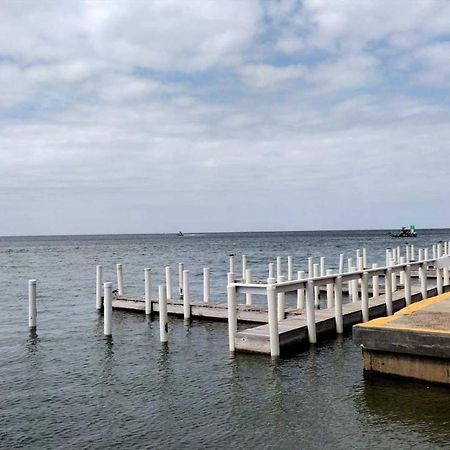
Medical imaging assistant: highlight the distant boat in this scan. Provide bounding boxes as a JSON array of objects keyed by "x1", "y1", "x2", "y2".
[
  {"x1": 389, "y1": 225, "x2": 417, "y2": 238},
  {"x1": 176, "y1": 231, "x2": 184, "y2": 237}
]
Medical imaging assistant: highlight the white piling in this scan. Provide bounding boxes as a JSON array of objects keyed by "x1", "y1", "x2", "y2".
[
  {"x1": 357, "y1": 256, "x2": 364, "y2": 272},
  {"x1": 326, "y1": 269, "x2": 334, "y2": 309},
  {"x1": 245, "y1": 268, "x2": 252, "y2": 306},
  {"x1": 385, "y1": 268, "x2": 393, "y2": 316},
  {"x1": 411, "y1": 244, "x2": 415, "y2": 261},
  {"x1": 268, "y1": 262, "x2": 275, "y2": 279},
  {"x1": 277, "y1": 275, "x2": 285, "y2": 320},
  {"x1": 165, "y1": 266, "x2": 172, "y2": 300},
  {"x1": 306, "y1": 279, "x2": 317, "y2": 343},
  {"x1": 418, "y1": 248, "x2": 423, "y2": 261},
  {"x1": 229, "y1": 254, "x2": 235, "y2": 274},
  {"x1": 356, "y1": 249, "x2": 361, "y2": 264},
  {"x1": 308, "y1": 256, "x2": 313, "y2": 278},
  {"x1": 397, "y1": 246, "x2": 401, "y2": 263},
  {"x1": 159, "y1": 285, "x2": 168, "y2": 343},
  {"x1": 347, "y1": 257, "x2": 353, "y2": 272},
  {"x1": 242, "y1": 255, "x2": 247, "y2": 281},
  {"x1": 420, "y1": 262, "x2": 428, "y2": 300},
  {"x1": 438, "y1": 242, "x2": 443, "y2": 258},
  {"x1": 178, "y1": 263, "x2": 184, "y2": 299},
  {"x1": 385, "y1": 249, "x2": 391, "y2": 267},
  {"x1": 320, "y1": 257, "x2": 326, "y2": 277},
  {"x1": 444, "y1": 265, "x2": 450, "y2": 287},
  {"x1": 267, "y1": 279, "x2": 279, "y2": 357},
  {"x1": 203, "y1": 268, "x2": 210, "y2": 303},
  {"x1": 313, "y1": 263, "x2": 320, "y2": 307},
  {"x1": 436, "y1": 267, "x2": 443, "y2": 295},
  {"x1": 227, "y1": 273, "x2": 237, "y2": 352},
  {"x1": 183, "y1": 270, "x2": 190, "y2": 319},
  {"x1": 297, "y1": 271, "x2": 305, "y2": 309},
  {"x1": 390, "y1": 257, "x2": 397, "y2": 292},
  {"x1": 372, "y1": 263, "x2": 379, "y2": 297},
  {"x1": 405, "y1": 244, "x2": 410, "y2": 263},
  {"x1": 339, "y1": 254, "x2": 344, "y2": 274},
  {"x1": 432, "y1": 244, "x2": 437, "y2": 259},
  {"x1": 334, "y1": 276, "x2": 343, "y2": 334},
  {"x1": 287, "y1": 256, "x2": 293, "y2": 281},
  {"x1": 96, "y1": 265, "x2": 103, "y2": 310},
  {"x1": 103, "y1": 282, "x2": 112, "y2": 336},
  {"x1": 144, "y1": 268, "x2": 152, "y2": 315},
  {"x1": 116, "y1": 263, "x2": 124, "y2": 296},
  {"x1": 361, "y1": 271, "x2": 369, "y2": 322},
  {"x1": 399, "y1": 256, "x2": 406, "y2": 285},
  {"x1": 362, "y1": 248, "x2": 367, "y2": 269},
  {"x1": 351, "y1": 266, "x2": 358, "y2": 303},
  {"x1": 424, "y1": 248, "x2": 429, "y2": 260},
  {"x1": 405, "y1": 264, "x2": 411, "y2": 305},
  {"x1": 28, "y1": 279, "x2": 37, "y2": 329},
  {"x1": 276, "y1": 256, "x2": 282, "y2": 278}
]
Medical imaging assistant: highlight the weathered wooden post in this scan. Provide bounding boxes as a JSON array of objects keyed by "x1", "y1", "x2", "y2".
[
  {"x1": 436, "y1": 267, "x2": 443, "y2": 295},
  {"x1": 229, "y1": 254, "x2": 235, "y2": 274},
  {"x1": 363, "y1": 247, "x2": 367, "y2": 269},
  {"x1": 351, "y1": 266, "x2": 358, "y2": 303},
  {"x1": 320, "y1": 256, "x2": 326, "y2": 276},
  {"x1": 268, "y1": 262, "x2": 275, "y2": 278}
]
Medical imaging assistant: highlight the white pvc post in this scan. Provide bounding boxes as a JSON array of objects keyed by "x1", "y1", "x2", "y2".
[
  {"x1": 385, "y1": 268, "x2": 393, "y2": 316},
  {"x1": 438, "y1": 242, "x2": 443, "y2": 258},
  {"x1": 277, "y1": 275, "x2": 285, "y2": 320},
  {"x1": 399, "y1": 256, "x2": 406, "y2": 285},
  {"x1": 405, "y1": 244, "x2": 410, "y2": 263},
  {"x1": 432, "y1": 244, "x2": 437, "y2": 259},
  {"x1": 418, "y1": 248, "x2": 423, "y2": 261},
  {"x1": 320, "y1": 257, "x2": 326, "y2": 277},
  {"x1": 357, "y1": 256, "x2": 364, "y2": 272},
  {"x1": 245, "y1": 268, "x2": 252, "y2": 306},
  {"x1": 96, "y1": 265, "x2": 103, "y2": 310},
  {"x1": 424, "y1": 248, "x2": 429, "y2": 260},
  {"x1": 347, "y1": 257, "x2": 353, "y2": 301},
  {"x1": 390, "y1": 257, "x2": 397, "y2": 292},
  {"x1": 203, "y1": 268, "x2": 210, "y2": 303},
  {"x1": 372, "y1": 263, "x2": 379, "y2": 297},
  {"x1": 287, "y1": 256, "x2": 293, "y2": 281},
  {"x1": 297, "y1": 271, "x2": 305, "y2": 309},
  {"x1": 361, "y1": 272, "x2": 369, "y2": 322},
  {"x1": 116, "y1": 263, "x2": 124, "y2": 296},
  {"x1": 385, "y1": 249, "x2": 391, "y2": 267},
  {"x1": 306, "y1": 280, "x2": 317, "y2": 343},
  {"x1": 363, "y1": 248, "x2": 367, "y2": 269},
  {"x1": 351, "y1": 267, "x2": 358, "y2": 303},
  {"x1": 267, "y1": 278, "x2": 279, "y2": 357},
  {"x1": 326, "y1": 269, "x2": 334, "y2": 309},
  {"x1": 334, "y1": 276, "x2": 343, "y2": 334},
  {"x1": 268, "y1": 262, "x2": 275, "y2": 278},
  {"x1": 444, "y1": 265, "x2": 449, "y2": 287},
  {"x1": 103, "y1": 282, "x2": 112, "y2": 336},
  {"x1": 436, "y1": 267, "x2": 443, "y2": 295},
  {"x1": 28, "y1": 280, "x2": 37, "y2": 329},
  {"x1": 178, "y1": 263, "x2": 184, "y2": 299},
  {"x1": 158, "y1": 285, "x2": 168, "y2": 342},
  {"x1": 165, "y1": 266, "x2": 172, "y2": 300},
  {"x1": 405, "y1": 264, "x2": 411, "y2": 305},
  {"x1": 313, "y1": 263, "x2": 320, "y2": 307},
  {"x1": 397, "y1": 246, "x2": 401, "y2": 263},
  {"x1": 411, "y1": 244, "x2": 415, "y2": 261},
  {"x1": 183, "y1": 270, "x2": 190, "y2": 319},
  {"x1": 229, "y1": 254, "x2": 235, "y2": 274},
  {"x1": 347, "y1": 257, "x2": 353, "y2": 272},
  {"x1": 339, "y1": 253, "x2": 344, "y2": 274},
  {"x1": 308, "y1": 257, "x2": 313, "y2": 278},
  {"x1": 144, "y1": 268, "x2": 152, "y2": 315},
  {"x1": 420, "y1": 262, "x2": 428, "y2": 300},
  {"x1": 356, "y1": 249, "x2": 361, "y2": 264},
  {"x1": 227, "y1": 273, "x2": 237, "y2": 352},
  {"x1": 242, "y1": 255, "x2": 247, "y2": 281},
  {"x1": 276, "y1": 256, "x2": 282, "y2": 278}
]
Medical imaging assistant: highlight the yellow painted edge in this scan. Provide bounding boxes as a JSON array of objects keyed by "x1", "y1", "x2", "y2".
[{"x1": 357, "y1": 291, "x2": 450, "y2": 330}]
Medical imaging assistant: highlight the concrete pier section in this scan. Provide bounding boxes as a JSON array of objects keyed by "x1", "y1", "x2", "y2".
[{"x1": 353, "y1": 293, "x2": 450, "y2": 385}]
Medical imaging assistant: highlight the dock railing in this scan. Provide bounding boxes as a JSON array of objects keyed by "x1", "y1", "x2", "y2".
[{"x1": 227, "y1": 255, "x2": 450, "y2": 357}]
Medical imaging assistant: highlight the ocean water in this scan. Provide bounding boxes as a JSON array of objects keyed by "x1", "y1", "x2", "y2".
[{"x1": 0, "y1": 230, "x2": 449, "y2": 449}]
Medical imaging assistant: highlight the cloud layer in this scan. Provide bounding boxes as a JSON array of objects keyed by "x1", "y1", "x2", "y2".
[{"x1": 1, "y1": 0, "x2": 450, "y2": 234}]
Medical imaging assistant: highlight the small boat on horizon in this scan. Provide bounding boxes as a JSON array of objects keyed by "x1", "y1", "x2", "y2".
[
  {"x1": 176, "y1": 231, "x2": 184, "y2": 237},
  {"x1": 389, "y1": 225, "x2": 417, "y2": 238}
]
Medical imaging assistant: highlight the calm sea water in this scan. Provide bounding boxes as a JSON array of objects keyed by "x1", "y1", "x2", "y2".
[{"x1": 0, "y1": 230, "x2": 449, "y2": 449}]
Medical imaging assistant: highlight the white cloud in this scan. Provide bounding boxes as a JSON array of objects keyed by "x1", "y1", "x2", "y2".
[{"x1": 239, "y1": 63, "x2": 305, "y2": 88}]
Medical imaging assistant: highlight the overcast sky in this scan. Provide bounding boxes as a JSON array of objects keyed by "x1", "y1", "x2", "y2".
[{"x1": 1, "y1": 0, "x2": 450, "y2": 235}]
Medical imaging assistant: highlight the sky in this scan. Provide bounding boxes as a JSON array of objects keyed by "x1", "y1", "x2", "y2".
[{"x1": 1, "y1": 0, "x2": 450, "y2": 235}]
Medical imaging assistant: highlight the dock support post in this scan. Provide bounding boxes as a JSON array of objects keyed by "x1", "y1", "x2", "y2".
[
  {"x1": 320, "y1": 257, "x2": 326, "y2": 276},
  {"x1": 159, "y1": 285, "x2": 168, "y2": 343},
  {"x1": 145, "y1": 268, "x2": 152, "y2": 315},
  {"x1": 103, "y1": 282, "x2": 112, "y2": 336},
  {"x1": 326, "y1": 269, "x2": 334, "y2": 309},
  {"x1": 287, "y1": 256, "x2": 293, "y2": 281},
  {"x1": 306, "y1": 280, "x2": 317, "y2": 343},
  {"x1": 399, "y1": 257, "x2": 406, "y2": 285},
  {"x1": 116, "y1": 263, "x2": 124, "y2": 295},
  {"x1": 385, "y1": 249, "x2": 391, "y2": 267},
  {"x1": 357, "y1": 256, "x2": 364, "y2": 272},
  {"x1": 385, "y1": 268, "x2": 393, "y2": 316},
  {"x1": 405, "y1": 244, "x2": 410, "y2": 263},
  {"x1": 276, "y1": 256, "x2": 282, "y2": 278},
  {"x1": 334, "y1": 276, "x2": 343, "y2": 334},
  {"x1": 229, "y1": 254, "x2": 235, "y2": 274},
  {"x1": 424, "y1": 248, "x2": 429, "y2": 260},
  {"x1": 363, "y1": 248, "x2": 367, "y2": 269},
  {"x1": 28, "y1": 279, "x2": 37, "y2": 329},
  {"x1": 313, "y1": 264, "x2": 320, "y2": 307},
  {"x1": 227, "y1": 273, "x2": 237, "y2": 352},
  {"x1": 405, "y1": 264, "x2": 411, "y2": 305},
  {"x1": 178, "y1": 263, "x2": 184, "y2": 299},
  {"x1": 361, "y1": 272, "x2": 369, "y2": 322},
  {"x1": 165, "y1": 266, "x2": 172, "y2": 300},
  {"x1": 420, "y1": 262, "x2": 428, "y2": 300},
  {"x1": 297, "y1": 271, "x2": 305, "y2": 309},
  {"x1": 436, "y1": 267, "x2": 443, "y2": 295},
  {"x1": 372, "y1": 263, "x2": 379, "y2": 297},
  {"x1": 183, "y1": 270, "x2": 190, "y2": 319},
  {"x1": 418, "y1": 248, "x2": 423, "y2": 261},
  {"x1": 390, "y1": 258, "x2": 397, "y2": 292},
  {"x1": 411, "y1": 244, "x2": 415, "y2": 261},
  {"x1": 444, "y1": 265, "x2": 449, "y2": 287},
  {"x1": 339, "y1": 253, "x2": 344, "y2": 274},
  {"x1": 203, "y1": 268, "x2": 210, "y2": 303},
  {"x1": 268, "y1": 263, "x2": 275, "y2": 278},
  {"x1": 438, "y1": 242, "x2": 443, "y2": 258},
  {"x1": 277, "y1": 275, "x2": 285, "y2": 320},
  {"x1": 242, "y1": 255, "x2": 247, "y2": 281},
  {"x1": 308, "y1": 257, "x2": 313, "y2": 278},
  {"x1": 96, "y1": 265, "x2": 103, "y2": 310},
  {"x1": 267, "y1": 281, "x2": 279, "y2": 357},
  {"x1": 351, "y1": 267, "x2": 358, "y2": 302},
  {"x1": 432, "y1": 244, "x2": 437, "y2": 259},
  {"x1": 245, "y1": 269, "x2": 252, "y2": 305}
]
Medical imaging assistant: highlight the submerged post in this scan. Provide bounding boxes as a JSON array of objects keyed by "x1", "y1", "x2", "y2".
[
  {"x1": 144, "y1": 268, "x2": 152, "y2": 315},
  {"x1": 116, "y1": 263, "x2": 124, "y2": 296},
  {"x1": 227, "y1": 273, "x2": 237, "y2": 352},
  {"x1": 203, "y1": 268, "x2": 210, "y2": 303},
  {"x1": 165, "y1": 266, "x2": 172, "y2": 300},
  {"x1": 103, "y1": 282, "x2": 112, "y2": 336},
  {"x1": 306, "y1": 280, "x2": 317, "y2": 344},
  {"x1": 267, "y1": 278, "x2": 279, "y2": 357},
  {"x1": 361, "y1": 271, "x2": 369, "y2": 322},
  {"x1": 159, "y1": 285, "x2": 168, "y2": 343},
  {"x1": 334, "y1": 276, "x2": 343, "y2": 334},
  {"x1": 183, "y1": 270, "x2": 190, "y2": 320},
  {"x1": 28, "y1": 279, "x2": 37, "y2": 329},
  {"x1": 96, "y1": 265, "x2": 103, "y2": 310}
]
